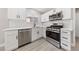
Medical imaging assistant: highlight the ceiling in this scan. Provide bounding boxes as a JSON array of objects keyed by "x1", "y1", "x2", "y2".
[{"x1": 31, "y1": 8, "x2": 53, "y2": 14}]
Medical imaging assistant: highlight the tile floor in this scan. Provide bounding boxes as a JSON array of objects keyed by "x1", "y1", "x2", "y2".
[
  {"x1": 15, "y1": 38, "x2": 79, "y2": 51},
  {"x1": 15, "y1": 39, "x2": 62, "y2": 51}
]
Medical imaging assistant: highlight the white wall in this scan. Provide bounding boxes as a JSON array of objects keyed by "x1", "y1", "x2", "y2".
[
  {"x1": 0, "y1": 8, "x2": 8, "y2": 44},
  {"x1": 76, "y1": 9, "x2": 79, "y2": 37}
]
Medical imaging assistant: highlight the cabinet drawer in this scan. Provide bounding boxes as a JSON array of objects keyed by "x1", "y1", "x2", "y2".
[
  {"x1": 61, "y1": 40, "x2": 71, "y2": 50},
  {"x1": 61, "y1": 33, "x2": 70, "y2": 40},
  {"x1": 61, "y1": 31, "x2": 70, "y2": 36},
  {"x1": 61, "y1": 36, "x2": 71, "y2": 42},
  {"x1": 61, "y1": 30, "x2": 70, "y2": 34}
]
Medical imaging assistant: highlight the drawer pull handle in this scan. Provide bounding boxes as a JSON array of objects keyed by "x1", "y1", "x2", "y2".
[
  {"x1": 62, "y1": 32, "x2": 68, "y2": 33},
  {"x1": 16, "y1": 36, "x2": 18, "y2": 39},
  {"x1": 62, "y1": 43, "x2": 68, "y2": 47},
  {"x1": 62, "y1": 37, "x2": 68, "y2": 39}
]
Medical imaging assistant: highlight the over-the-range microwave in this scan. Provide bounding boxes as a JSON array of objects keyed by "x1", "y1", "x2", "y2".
[{"x1": 49, "y1": 11, "x2": 63, "y2": 21}]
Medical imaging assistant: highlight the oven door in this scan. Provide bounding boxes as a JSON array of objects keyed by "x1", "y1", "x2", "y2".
[
  {"x1": 50, "y1": 32, "x2": 60, "y2": 42},
  {"x1": 46, "y1": 31, "x2": 60, "y2": 42},
  {"x1": 46, "y1": 31, "x2": 61, "y2": 48}
]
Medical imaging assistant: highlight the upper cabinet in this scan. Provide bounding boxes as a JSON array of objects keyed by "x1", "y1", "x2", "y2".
[
  {"x1": 17, "y1": 8, "x2": 26, "y2": 19},
  {"x1": 41, "y1": 8, "x2": 72, "y2": 22},
  {"x1": 57, "y1": 8, "x2": 72, "y2": 20},
  {"x1": 8, "y1": 8, "x2": 26, "y2": 19},
  {"x1": 41, "y1": 13, "x2": 49, "y2": 22},
  {"x1": 8, "y1": 8, "x2": 18, "y2": 19},
  {"x1": 41, "y1": 9, "x2": 54, "y2": 22}
]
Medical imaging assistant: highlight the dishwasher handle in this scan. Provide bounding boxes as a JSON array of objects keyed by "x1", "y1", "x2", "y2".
[{"x1": 19, "y1": 29, "x2": 31, "y2": 32}]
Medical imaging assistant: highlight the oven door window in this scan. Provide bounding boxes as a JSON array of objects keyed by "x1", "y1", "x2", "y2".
[{"x1": 51, "y1": 32, "x2": 60, "y2": 42}]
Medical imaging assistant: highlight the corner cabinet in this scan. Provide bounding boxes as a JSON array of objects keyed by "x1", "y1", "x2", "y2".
[
  {"x1": 41, "y1": 14, "x2": 49, "y2": 22},
  {"x1": 4, "y1": 30, "x2": 18, "y2": 51},
  {"x1": 32, "y1": 27, "x2": 43, "y2": 41},
  {"x1": 41, "y1": 10, "x2": 54, "y2": 22}
]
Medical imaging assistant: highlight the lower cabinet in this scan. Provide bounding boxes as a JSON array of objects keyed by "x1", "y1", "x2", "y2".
[
  {"x1": 42, "y1": 27, "x2": 46, "y2": 38},
  {"x1": 61, "y1": 28, "x2": 72, "y2": 51},
  {"x1": 32, "y1": 28, "x2": 37, "y2": 41},
  {"x1": 5, "y1": 30, "x2": 18, "y2": 51},
  {"x1": 32, "y1": 27, "x2": 43, "y2": 41},
  {"x1": 61, "y1": 40, "x2": 71, "y2": 50}
]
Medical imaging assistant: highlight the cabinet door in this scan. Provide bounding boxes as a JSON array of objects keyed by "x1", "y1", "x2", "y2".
[
  {"x1": 5, "y1": 30, "x2": 18, "y2": 51},
  {"x1": 8, "y1": 8, "x2": 18, "y2": 19},
  {"x1": 38, "y1": 27, "x2": 43, "y2": 38},
  {"x1": 56, "y1": 8, "x2": 71, "y2": 20},
  {"x1": 61, "y1": 35, "x2": 71, "y2": 51},
  {"x1": 41, "y1": 14, "x2": 49, "y2": 22},
  {"x1": 62, "y1": 8, "x2": 71, "y2": 19},
  {"x1": 61, "y1": 29, "x2": 71, "y2": 51},
  {"x1": 41, "y1": 10, "x2": 54, "y2": 22},
  {"x1": 42, "y1": 27, "x2": 46, "y2": 38},
  {"x1": 8, "y1": 8, "x2": 26, "y2": 19},
  {"x1": 32, "y1": 27, "x2": 42, "y2": 41},
  {"x1": 55, "y1": 8, "x2": 62, "y2": 13},
  {"x1": 32, "y1": 28, "x2": 37, "y2": 41},
  {"x1": 61, "y1": 40, "x2": 71, "y2": 51},
  {"x1": 17, "y1": 8, "x2": 26, "y2": 19}
]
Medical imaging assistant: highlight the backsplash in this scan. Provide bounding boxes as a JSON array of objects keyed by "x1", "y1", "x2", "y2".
[
  {"x1": 63, "y1": 20, "x2": 72, "y2": 29},
  {"x1": 9, "y1": 19, "x2": 34, "y2": 28},
  {"x1": 42, "y1": 20, "x2": 72, "y2": 29}
]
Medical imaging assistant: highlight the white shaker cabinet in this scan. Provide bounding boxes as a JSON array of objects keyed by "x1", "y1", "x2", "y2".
[
  {"x1": 61, "y1": 28, "x2": 72, "y2": 51},
  {"x1": 32, "y1": 28, "x2": 38, "y2": 41},
  {"x1": 5, "y1": 30, "x2": 18, "y2": 51},
  {"x1": 8, "y1": 8, "x2": 26, "y2": 19},
  {"x1": 38, "y1": 27, "x2": 43, "y2": 38},
  {"x1": 8, "y1": 8, "x2": 18, "y2": 19},
  {"x1": 42, "y1": 27, "x2": 46, "y2": 38},
  {"x1": 41, "y1": 8, "x2": 72, "y2": 22},
  {"x1": 17, "y1": 8, "x2": 26, "y2": 19},
  {"x1": 41, "y1": 13, "x2": 49, "y2": 22},
  {"x1": 56, "y1": 8, "x2": 72, "y2": 20},
  {"x1": 62, "y1": 8, "x2": 71, "y2": 20},
  {"x1": 41, "y1": 10, "x2": 54, "y2": 22},
  {"x1": 32, "y1": 27, "x2": 42, "y2": 41}
]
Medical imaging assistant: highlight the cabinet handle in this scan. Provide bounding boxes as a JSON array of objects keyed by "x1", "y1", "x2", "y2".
[
  {"x1": 16, "y1": 36, "x2": 18, "y2": 39},
  {"x1": 62, "y1": 37, "x2": 68, "y2": 40},
  {"x1": 62, "y1": 43, "x2": 68, "y2": 47},
  {"x1": 62, "y1": 32, "x2": 68, "y2": 33}
]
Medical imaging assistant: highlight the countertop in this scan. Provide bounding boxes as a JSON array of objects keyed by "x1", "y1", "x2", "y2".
[{"x1": 3, "y1": 27, "x2": 32, "y2": 31}]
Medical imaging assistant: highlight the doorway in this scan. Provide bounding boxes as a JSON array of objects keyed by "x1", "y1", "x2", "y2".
[{"x1": 75, "y1": 8, "x2": 79, "y2": 49}]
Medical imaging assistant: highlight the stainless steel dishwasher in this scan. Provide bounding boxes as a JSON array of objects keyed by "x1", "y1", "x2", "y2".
[{"x1": 18, "y1": 29, "x2": 32, "y2": 47}]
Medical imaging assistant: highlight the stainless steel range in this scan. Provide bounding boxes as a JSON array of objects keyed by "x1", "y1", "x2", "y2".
[{"x1": 46, "y1": 24, "x2": 63, "y2": 48}]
